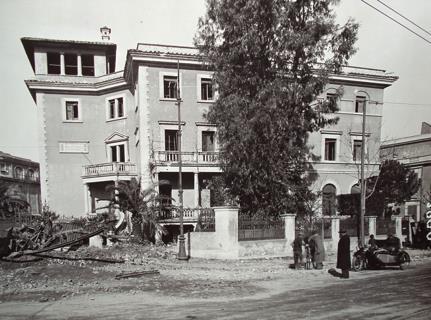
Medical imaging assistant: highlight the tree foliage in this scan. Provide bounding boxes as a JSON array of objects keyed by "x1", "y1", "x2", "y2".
[
  {"x1": 195, "y1": 0, "x2": 358, "y2": 216},
  {"x1": 338, "y1": 160, "x2": 421, "y2": 217}
]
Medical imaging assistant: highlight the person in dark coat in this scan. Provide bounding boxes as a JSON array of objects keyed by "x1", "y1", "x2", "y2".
[
  {"x1": 292, "y1": 233, "x2": 304, "y2": 269},
  {"x1": 308, "y1": 231, "x2": 325, "y2": 269},
  {"x1": 336, "y1": 229, "x2": 351, "y2": 279}
]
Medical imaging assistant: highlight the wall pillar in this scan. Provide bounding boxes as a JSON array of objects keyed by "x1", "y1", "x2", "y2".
[
  {"x1": 194, "y1": 172, "x2": 199, "y2": 207},
  {"x1": 368, "y1": 216, "x2": 377, "y2": 237},
  {"x1": 60, "y1": 52, "x2": 65, "y2": 75},
  {"x1": 394, "y1": 215, "x2": 403, "y2": 247},
  {"x1": 214, "y1": 206, "x2": 239, "y2": 258},
  {"x1": 281, "y1": 213, "x2": 296, "y2": 255},
  {"x1": 83, "y1": 183, "x2": 90, "y2": 214},
  {"x1": 330, "y1": 216, "x2": 340, "y2": 249},
  {"x1": 77, "y1": 54, "x2": 82, "y2": 76}
]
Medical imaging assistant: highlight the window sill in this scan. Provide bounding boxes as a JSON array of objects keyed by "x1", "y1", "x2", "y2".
[
  {"x1": 63, "y1": 120, "x2": 83, "y2": 123},
  {"x1": 159, "y1": 98, "x2": 182, "y2": 102},
  {"x1": 197, "y1": 100, "x2": 215, "y2": 104},
  {"x1": 106, "y1": 116, "x2": 127, "y2": 122}
]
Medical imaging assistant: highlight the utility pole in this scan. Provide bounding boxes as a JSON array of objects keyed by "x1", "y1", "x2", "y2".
[
  {"x1": 176, "y1": 60, "x2": 187, "y2": 260},
  {"x1": 359, "y1": 98, "x2": 367, "y2": 247}
]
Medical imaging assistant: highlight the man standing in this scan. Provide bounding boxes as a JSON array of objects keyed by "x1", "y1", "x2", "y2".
[
  {"x1": 292, "y1": 232, "x2": 304, "y2": 269},
  {"x1": 337, "y1": 229, "x2": 351, "y2": 279},
  {"x1": 309, "y1": 231, "x2": 325, "y2": 269}
]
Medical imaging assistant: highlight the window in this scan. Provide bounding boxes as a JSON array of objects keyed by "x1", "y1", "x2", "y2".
[
  {"x1": 110, "y1": 144, "x2": 126, "y2": 162},
  {"x1": 165, "y1": 130, "x2": 178, "y2": 151},
  {"x1": 165, "y1": 130, "x2": 179, "y2": 161},
  {"x1": 200, "y1": 78, "x2": 213, "y2": 101},
  {"x1": 352, "y1": 139, "x2": 362, "y2": 161},
  {"x1": 163, "y1": 76, "x2": 178, "y2": 99},
  {"x1": 27, "y1": 169, "x2": 35, "y2": 180},
  {"x1": 14, "y1": 167, "x2": 24, "y2": 180},
  {"x1": 202, "y1": 131, "x2": 215, "y2": 152},
  {"x1": 0, "y1": 163, "x2": 8, "y2": 174},
  {"x1": 47, "y1": 52, "x2": 61, "y2": 74},
  {"x1": 326, "y1": 93, "x2": 337, "y2": 105},
  {"x1": 355, "y1": 96, "x2": 366, "y2": 113},
  {"x1": 106, "y1": 96, "x2": 125, "y2": 120},
  {"x1": 324, "y1": 138, "x2": 337, "y2": 161},
  {"x1": 322, "y1": 184, "x2": 337, "y2": 216},
  {"x1": 64, "y1": 53, "x2": 78, "y2": 75},
  {"x1": 65, "y1": 100, "x2": 80, "y2": 121},
  {"x1": 81, "y1": 54, "x2": 94, "y2": 76}
]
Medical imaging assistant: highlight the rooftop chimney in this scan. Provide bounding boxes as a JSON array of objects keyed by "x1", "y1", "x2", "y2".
[{"x1": 100, "y1": 26, "x2": 111, "y2": 41}]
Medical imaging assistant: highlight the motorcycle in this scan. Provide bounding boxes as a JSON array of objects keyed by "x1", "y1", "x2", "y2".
[{"x1": 352, "y1": 246, "x2": 411, "y2": 271}]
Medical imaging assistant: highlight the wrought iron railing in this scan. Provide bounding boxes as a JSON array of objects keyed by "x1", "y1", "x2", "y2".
[
  {"x1": 238, "y1": 215, "x2": 285, "y2": 241},
  {"x1": 158, "y1": 207, "x2": 212, "y2": 221}
]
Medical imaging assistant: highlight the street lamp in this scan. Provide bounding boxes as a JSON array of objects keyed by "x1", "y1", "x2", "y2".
[{"x1": 176, "y1": 59, "x2": 188, "y2": 260}]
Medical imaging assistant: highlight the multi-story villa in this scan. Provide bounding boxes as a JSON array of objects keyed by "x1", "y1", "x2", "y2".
[
  {"x1": 0, "y1": 151, "x2": 41, "y2": 215},
  {"x1": 22, "y1": 31, "x2": 398, "y2": 221}
]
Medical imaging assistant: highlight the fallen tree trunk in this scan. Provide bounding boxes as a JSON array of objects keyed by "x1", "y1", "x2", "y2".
[
  {"x1": 6, "y1": 227, "x2": 105, "y2": 259},
  {"x1": 115, "y1": 270, "x2": 160, "y2": 279},
  {"x1": 32, "y1": 253, "x2": 125, "y2": 263}
]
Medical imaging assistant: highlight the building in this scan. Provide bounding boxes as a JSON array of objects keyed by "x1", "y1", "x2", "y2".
[
  {"x1": 21, "y1": 33, "x2": 397, "y2": 219},
  {"x1": 0, "y1": 151, "x2": 41, "y2": 215},
  {"x1": 380, "y1": 122, "x2": 431, "y2": 222}
]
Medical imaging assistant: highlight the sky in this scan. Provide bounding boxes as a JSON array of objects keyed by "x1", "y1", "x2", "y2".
[{"x1": 0, "y1": 0, "x2": 430, "y2": 162}]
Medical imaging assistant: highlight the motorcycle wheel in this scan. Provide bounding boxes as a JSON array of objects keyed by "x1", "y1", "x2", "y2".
[
  {"x1": 398, "y1": 251, "x2": 410, "y2": 270},
  {"x1": 352, "y1": 256, "x2": 364, "y2": 271}
]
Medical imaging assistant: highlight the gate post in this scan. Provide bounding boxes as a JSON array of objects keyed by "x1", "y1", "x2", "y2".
[
  {"x1": 214, "y1": 206, "x2": 239, "y2": 258},
  {"x1": 368, "y1": 216, "x2": 377, "y2": 236},
  {"x1": 394, "y1": 215, "x2": 403, "y2": 247},
  {"x1": 330, "y1": 216, "x2": 340, "y2": 251},
  {"x1": 281, "y1": 213, "x2": 296, "y2": 255}
]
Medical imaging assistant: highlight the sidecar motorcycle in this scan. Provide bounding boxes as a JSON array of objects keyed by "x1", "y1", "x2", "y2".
[{"x1": 352, "y1": 246, "x2": 411, "y2": 271}]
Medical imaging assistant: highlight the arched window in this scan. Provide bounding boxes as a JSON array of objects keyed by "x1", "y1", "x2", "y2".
[
  {"x1": 14, "y1": 166, "x2": 23, "y2": 179},
  {"x1": 322, "y1": 184, "x2": 337, "y2": 216},
  {"x1": 27, "y1": 169, "x2": 35, "y2": 180}
]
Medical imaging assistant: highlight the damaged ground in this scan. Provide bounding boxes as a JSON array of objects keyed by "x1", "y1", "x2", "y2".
[{"x1": 1, "y1": 242, "x2": 431, "y2": 306}]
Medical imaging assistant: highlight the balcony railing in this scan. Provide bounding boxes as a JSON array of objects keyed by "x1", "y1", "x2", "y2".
[
  {"x1": 83, "y1": 162, "x2": 137, "y2": 177},
  {"x1": 156, "y1": 151, "x2": 219, "y2": 165}
]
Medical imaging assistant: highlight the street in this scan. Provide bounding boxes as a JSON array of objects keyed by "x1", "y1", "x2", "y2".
[{"x1": 1, "y1": 261, "x2": 430, "y2": 320}]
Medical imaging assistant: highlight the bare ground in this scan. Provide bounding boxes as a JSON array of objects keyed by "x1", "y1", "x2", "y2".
[{"x1": 1, "y1": 243, "x2": 430, "y2": 305}]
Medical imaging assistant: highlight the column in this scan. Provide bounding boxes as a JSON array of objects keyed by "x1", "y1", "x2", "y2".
[
  {"x1": 214, "y1": 206, "x2": 239, "y2": 258},
  {"x1": 281, "y1": 213, "x2": 296, "y2": 254},
  {"x1": 368, "y1": 216, "x2": 377, "y2": 236},
  {"x1": 77, "y1": 54, "x2": 82, "y2": 76},
  {"x1": 394, "y1": 215, "x2": 403, "y2": 247},
  {"x1": 153, "y1": 172, "x2": 159, "y2": 194},
  {"x1": 83, "y1": 183, "x2": 90, "y2": 214},
  {"x1": 60, "y1": 52, "x2": 65, "y2": 75},
  {"x1": 194, "y1": 172, "x2": 199, "y2": 207},
  {"x1": 331, "y1": 216, "x2": 340, "y2": 249}
]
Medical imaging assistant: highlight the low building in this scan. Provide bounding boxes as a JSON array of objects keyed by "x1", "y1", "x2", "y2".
[
  {"x1": 380, "y1": 122, "x2": 431, "y2": 221},
  {"x1": 0, "y1": 151, "x2": 41, "y2": 215}
]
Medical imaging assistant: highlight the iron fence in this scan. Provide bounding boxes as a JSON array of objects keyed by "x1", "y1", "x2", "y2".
[
  {"x1": 238, "y1": 214, "x2": 285, "y2": 241},
  {"x1": 196, "y1": 208, "x2": 215, "y2": 232},
  {"x1": 376, "y1": 217, "x2": 396, "y2": 236}
]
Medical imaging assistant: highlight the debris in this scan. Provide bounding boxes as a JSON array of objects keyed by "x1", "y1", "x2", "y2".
[
  {"x1": 32, "y1": 253, "x2": 125, "y2": 264},
  {"x1": 115, "y1": 270, "x2": 160, "y2": 280}
]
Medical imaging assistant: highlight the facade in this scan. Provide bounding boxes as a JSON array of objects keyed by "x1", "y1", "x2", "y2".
[
  {"x1": 380, "y1": 122, "x2": 431, "y2": 222},
  {"x1": 0, "y1": 151, "x2": 41, "y2": 215},
  {"x1": 22, "y1": 35, "x2": 397, "y2": 218}
]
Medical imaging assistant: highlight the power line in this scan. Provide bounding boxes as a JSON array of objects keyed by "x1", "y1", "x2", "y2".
[
  {"x1": 360, "y1": 0, "x2": 431, "y2": 45},
  {"x1": 376, "y1": 0, "x2": 431, "y2": 38}
]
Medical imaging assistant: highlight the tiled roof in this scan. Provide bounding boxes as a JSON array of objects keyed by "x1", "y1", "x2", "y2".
[
  {"x1": 0, "y1": 151, "x2": 38, "y2": 165},
  {"x1": 136, "y1": 43, "x2": 201, "y2": 56},
  {"x1": 21, "y1": 37, "x2": 116, "y2": 47}
]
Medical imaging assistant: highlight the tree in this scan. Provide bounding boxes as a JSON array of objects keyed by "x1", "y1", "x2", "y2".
[
  {"x1": 107, "y1": 178, "x2": 168, "y2": 243},
  {"x1": 338, "y1": 160, "x2": 421, "y2": 217},
  {"x1": 195, "y1": 0, "x2": 358, "y2": 216}
]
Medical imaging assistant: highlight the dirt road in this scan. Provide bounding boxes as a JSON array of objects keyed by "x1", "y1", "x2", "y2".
[{"x1": 1, "y1": 259, "x2": 430, "y2": 319}]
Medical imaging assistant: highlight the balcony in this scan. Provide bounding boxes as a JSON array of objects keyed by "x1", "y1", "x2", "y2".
[
  {"x1": 155, "y1": 151, "x2": 220, "y2": 165},
  {"x1": 82, "y1": 162, "x2": 137, "y2": 179}
]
